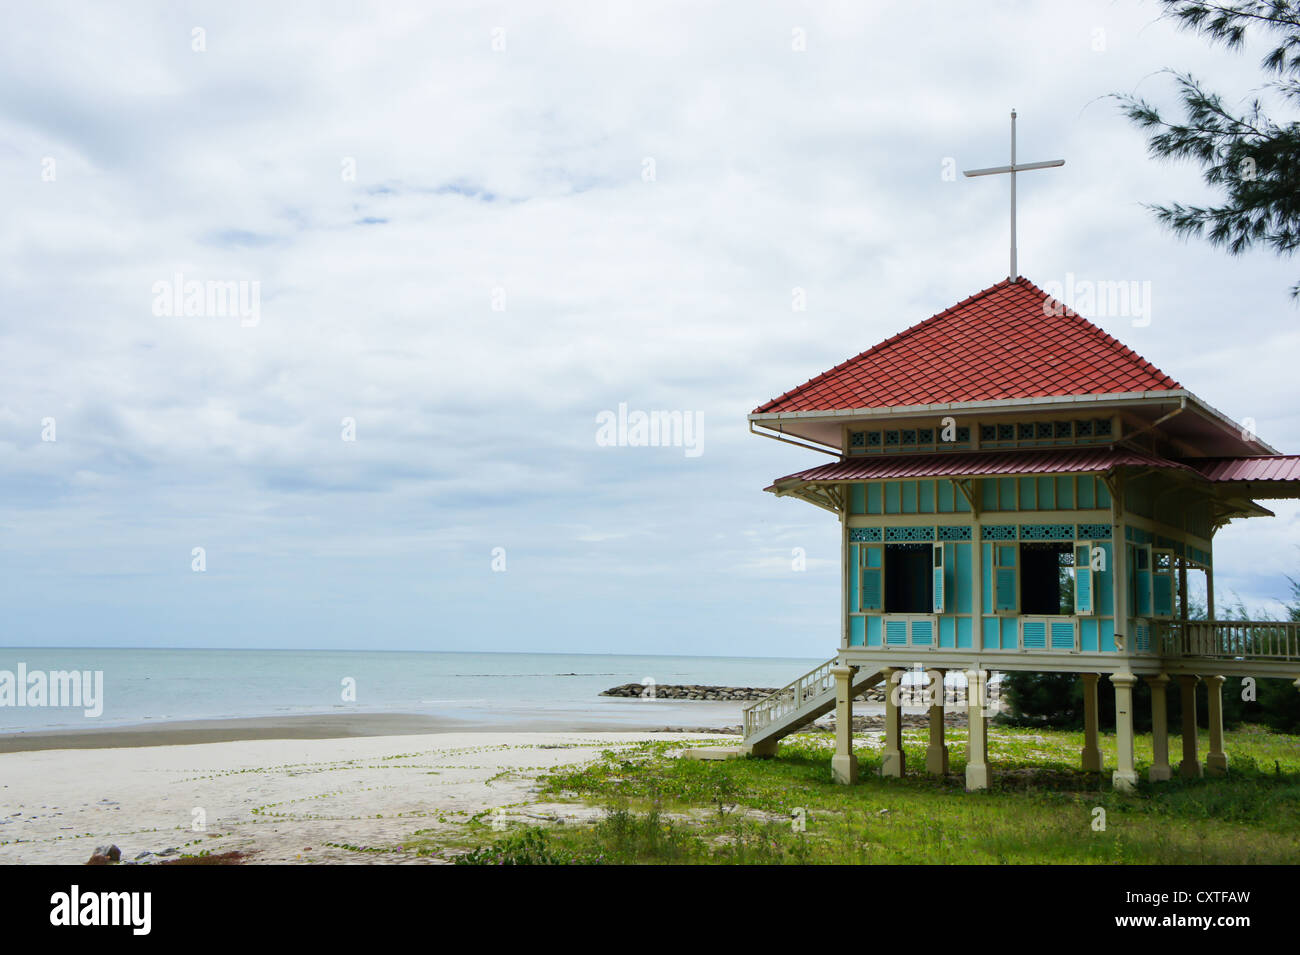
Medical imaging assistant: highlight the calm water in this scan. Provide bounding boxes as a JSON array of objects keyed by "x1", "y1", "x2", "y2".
[{"x1": 0, "y1": 648, "x2": 823, "y2": 734}]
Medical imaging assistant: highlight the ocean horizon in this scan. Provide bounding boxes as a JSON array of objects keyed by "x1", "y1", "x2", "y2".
[{"x1": 0, "y1": 647, "x2": 826, "y2": 734}]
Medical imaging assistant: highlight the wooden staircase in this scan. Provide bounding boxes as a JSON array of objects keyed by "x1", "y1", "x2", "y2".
[{"x1": 740, "y1": 660, "x2": 884, "y2": 754}]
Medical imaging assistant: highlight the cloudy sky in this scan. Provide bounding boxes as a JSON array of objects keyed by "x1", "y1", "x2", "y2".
[{"x1": 2, "y1": 1, "x2": 1298, "y2": 657}]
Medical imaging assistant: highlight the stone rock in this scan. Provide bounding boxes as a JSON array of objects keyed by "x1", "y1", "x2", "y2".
[{"x1": 92, "y1": 844, "x2": 121, "y2": 862}]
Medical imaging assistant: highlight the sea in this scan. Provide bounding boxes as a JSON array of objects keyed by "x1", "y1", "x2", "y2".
[{"x1": 0, "y1": 648, "x2": 825, "y2": 735}]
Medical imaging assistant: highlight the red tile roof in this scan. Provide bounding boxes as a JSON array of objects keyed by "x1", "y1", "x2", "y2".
[
  {"x1": 769, "y1": 447, "x2": 1189, "y2": 488},
  {"x1": 1188, "y1": 456, "x2": 1300, "y2": 482},
  {"x1": 754, "y1": 279, "x2": 1182, "y2": 414}
]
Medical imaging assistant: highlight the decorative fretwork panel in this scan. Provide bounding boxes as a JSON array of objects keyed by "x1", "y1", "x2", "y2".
[
  {"x1": 1076, "y1": 523, "x2": 1112, "y2": 540},
  {"x1": 885, "y1": 526, "x2": 934, "y2": 542},
  {"x1": 1019, "y1": 523, "x2": 1075, "y2": 541},
  {"x1": 982, "y1": 525, "x2": 1017, "y2": 540},
  {"x1": 935, "y1": 526, "x2": 972, "y2": 541},
  {"x1": 849, "y1": 527, "x2": 882, "y2": 543}
]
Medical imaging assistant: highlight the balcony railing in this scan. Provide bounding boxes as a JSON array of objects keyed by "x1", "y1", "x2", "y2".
[
  {"x1": 845, "y1": 615, "x2": 1300, "y2": 662},
  {"x1": 1157, "y1": 619, "x2": 1300, "y2": 662}
]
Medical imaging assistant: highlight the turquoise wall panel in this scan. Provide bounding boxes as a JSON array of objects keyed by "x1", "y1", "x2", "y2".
[
  {"x1": 1078, "y1": 477, "x2": 1095, "y2": 509},
  {"x1": 954, "y1": 489, "x2": 970, "y2": 512},
  {"x1": 885, "y1": 482, "x2": 901, "y2": 514},
  {"x1": 850, "y1": 545, "x2": 860, "y2": 609},
  {"x1": 918, "y1": 481, "x2": 934, "y2": 513},
  {"x1": 867, "y1": 484, "x2": 882, "y2": 514},
  {"x1": 982, "y1": 616, "x2": 1000, "y2": 649},
  {"x1": 954, "y1": 542, "x2": 973, "y2": 614},
  {"x1": 1098, "y1": 481, "x2": 1112, "y2": 508},
  {"x1": 1100, "y1": 618, "x2": 1116, "y2": 652},
  {"x1": 901, "y1": 481, "x2": 917, "y2": 514},
  {"x1": 1056, "y1": 476, "x2": 1075, "y2": 509},
  {"x1": 999, "y1": 478, "x2": 1016, "y2": 510},
  {"x1": 1037, "y1": 476, "x2": 1055, "y2": 509},
  {"x1": 937, "y1": 481, "x2": 955, "y2": 513},
  {"x1": 849, "y1": 615, "x2": 865, "y2": 646},
  {"x1": 866, "y1": 616, "x2": 881, "y2": 647},
  {"x1": 939, "y1": 615, "x2": 955, "y2": 647},
  {"x1": 1080, "y1": 618, "x2": 1099, "y2": 652},
  {"x1": 981, "y1": 542, "x2": 993, "y2": 610},
  {"x1": 957, "y1": 616, "x2": 973, "y2": 648},
  {"x1": 1019, "y1": 477, "x2": 1036, "y2": 509},
  {"x1": 981, "y1": 479, "x2": 998, "y2": 511},
  {"x1": 849, "y1": 484, "x2": 866, "y2": 514},
  {"x1": 1001, "y1": 616, "x2": 1018, "y2": 649}
]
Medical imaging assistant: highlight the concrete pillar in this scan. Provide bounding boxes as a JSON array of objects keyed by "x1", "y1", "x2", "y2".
[
  {"x1": 745, "y1": 739, "x2": 778, "y2": 758},
  {"x1": 1206, "y1": 674, "x2": 1228, "y2": 776},
  {"x1": 881, "y1": 668, "x2": 905, "y2": 777},
  {"x1": 1110, "y1": 672, "x2": 1139, "y2": 791},
  {"x1": 831, "y1": 666, "x2": 857, "y2": 784},
  {"x1": 1179, "y1": 674, "x2": 1202, "y2": 778},
  {"x1": 1080, "y1": 673, "x2": 1102, "y2": 773},
  {"x1": 926, "y1": 669, "x2": 948, "y2": 775},
  {"x1": 965, "y1": 669, "x2": 990, "y2": 791},
  {"x1": 1145, "y1": 674, "x2": 1172, "y2": 782}
]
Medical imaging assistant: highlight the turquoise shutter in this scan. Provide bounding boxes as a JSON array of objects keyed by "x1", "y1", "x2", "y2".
[
  {"x1": 1074, "y1": 543, "x2": 1093, "y2": 616},
  {"x1": 1135, "y1": 545, "x2": 1153, "y2": 617},
  {"x1": 932, "y1": 543, "x2": 946, "y2": 614},
  {"x1": 1152, "y1": 549, "x2": 1173, "y2": 618},
  {"x1": 994, "y1": 544, "x2": 1018, "y2": 613},
  {"x1": 860, "y1": 544, "x2": 884, "y2": 611}
]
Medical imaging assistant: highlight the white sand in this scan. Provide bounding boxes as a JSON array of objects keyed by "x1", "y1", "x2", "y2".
[{"x1": 0, "y1": 732, "x2": 709, "y2": 864}]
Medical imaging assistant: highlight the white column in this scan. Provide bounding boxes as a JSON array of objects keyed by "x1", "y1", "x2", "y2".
[
  {"x1": 1080, "y1": 673, "x2": 1102, "y2": 773},
  {"x1": 926, "y1": 669, "x2": 948, "y2": 775},
  {"x1": 1146, "y1": 674, "x2": 1172, "y2": 782},
  {"x1": 831, "y1": 666, "x2": 857, "y2": 784},
  {"x1": 1110, "y1": 672, "x2": 1139, "y2": 791},
  {"x1": 1179, "y1": 674, "x2": 1202, "y2": 778},
  {"x1": 965, "y1": 668, "x2": 990, "y2": 791},
  {"x1": 881, "y1": 667, "x2": 905, "y2": 777},
  {"x1": 1206, "y1": 674, "x2": 1228, "y2": 776}
]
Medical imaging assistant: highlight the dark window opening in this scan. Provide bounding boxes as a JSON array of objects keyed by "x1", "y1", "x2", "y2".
[
  {"x1": 885, "y1": 543, "x2": 932, "y2": 613},
  {"x1": 1020, "y1": 542, "x2": 1074, "y2": 615}
]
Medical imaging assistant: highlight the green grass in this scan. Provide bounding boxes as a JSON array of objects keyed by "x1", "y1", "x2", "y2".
[{"x1": 426, "y1": 724, "x2": 1300, "y2": 865}]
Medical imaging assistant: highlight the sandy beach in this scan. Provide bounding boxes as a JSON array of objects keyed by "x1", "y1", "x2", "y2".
[{"x1": 0, "y1": 727, "x2": 725, "y2": 865}]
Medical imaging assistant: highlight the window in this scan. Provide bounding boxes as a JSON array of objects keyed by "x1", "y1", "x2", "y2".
[
  {"x1": 1020, "y1": 542, "x2": 1074, "y2": 615},
  {"x1": 884, "y1": 543, "x2": 932, "y2": 614}
]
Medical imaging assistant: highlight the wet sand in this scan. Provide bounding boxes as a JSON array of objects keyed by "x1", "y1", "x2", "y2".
[{"x1": 0, "y1": 708, "x2": 745, "y2": 754}]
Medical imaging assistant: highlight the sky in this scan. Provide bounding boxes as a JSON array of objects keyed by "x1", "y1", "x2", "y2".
[{"x1": 2, "y1": 1, "x2": 1299, "y2": 657}]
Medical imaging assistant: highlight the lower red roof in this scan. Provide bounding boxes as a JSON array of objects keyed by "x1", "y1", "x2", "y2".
[
  {"x1": 1188, "y1": 456, "x2": 1300, "y2": 482},
  {"x1": 769, "y1": 448, "x2": 1189, "y2": 487}
]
